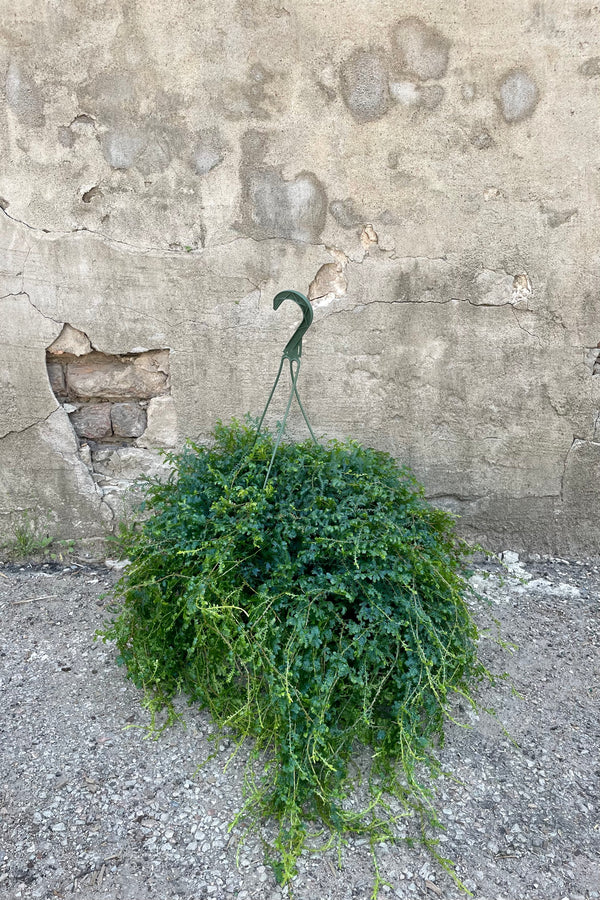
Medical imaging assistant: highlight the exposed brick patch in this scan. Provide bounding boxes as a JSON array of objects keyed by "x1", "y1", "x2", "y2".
[{"x1": 45, "y1": 325, "x2": 171, "y2": 451}]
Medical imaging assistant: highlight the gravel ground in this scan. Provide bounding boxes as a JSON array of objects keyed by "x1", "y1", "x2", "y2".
[{"x1": 0, "y1": 553, "x2": 599, "y2": 900}]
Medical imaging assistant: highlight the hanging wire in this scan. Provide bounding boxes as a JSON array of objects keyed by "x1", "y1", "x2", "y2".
[{"x1": 253, "y1": 290, "x2": 318, "y2": 487}]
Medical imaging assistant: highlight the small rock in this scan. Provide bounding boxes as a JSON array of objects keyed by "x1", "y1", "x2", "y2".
[
  {"x1": 527, "y1": 578, "x2": 552, "y2": 591},
  {"x1": 550, "y1": 582, "x2": 580, "y2": 598},
  {"x1": 66, "y1": 350, "x2": 169, "y2": 400},
  {"x1": 105, "y1": 558, "x2": 131, "y2": 572},
  {"x1": 70, "y1": 404, "x2": 112, "y2": 441},
  {"x1": 46, "y1": 361, "x2": 66, "y2": 394},
  {"x1": 137, "y1": 395, "x2": 178, "y2": 449},
  {"x1": 48, "y1": 324, "x2": 92, "y2": 357},
  {"x1": 111, "y1": 402, "x2": 147, "y2": 438}
]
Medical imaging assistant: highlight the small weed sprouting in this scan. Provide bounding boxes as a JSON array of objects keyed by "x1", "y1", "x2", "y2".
[
  {"x1": 6, "y1": 512, "x2": 54, "y2": 560},
  {"x1": 1, "y1": 513, "x2": 81, "y2": 563},
  {"x1": 99, "y1": 419, "x2": 494, "y2": 894}
]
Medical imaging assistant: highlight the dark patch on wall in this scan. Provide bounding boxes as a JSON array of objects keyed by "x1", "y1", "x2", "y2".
[
  {"x1": 238, "y1": 133, "x2": 327, "y2": 242},
  {"x1": 222, "y1": 63, "x2": 278, "y2": 121},
  {"x1": 144, "y1": 123, "x2": 187, "y2": 176},
  {"x1": 540, "y1": 205, "x2": 578, "y2": 228},
  {"x1": 497, "y1": 69, "x2": 539, "y2": 123},
  {"x1": 79, "y1": 72, "x2": 182, "y2": 176},
  {"x1": 392, "y1": 263, "x2": 468, "y2": 305},
  {"x1": 58, "y1": 126, "x2": 76, "y2": 148},
  {"x1": 192, "y1": 129, "x2": 227, "y2": 175},
  {"x1": 470, "y1": 126, "x2": 494, "y2": 149},
  {"x1": 391, "y1": 18, "x2": 450, "y2": 81},
  {"x1": 135, "y1": 134, "x2": 173, "y2": 176},
  {"x1": 329, "y1": 198, "x2": 365, "y2": 228},
  {"x1": 5, "y1": 61, "x2": 45, "y2": 127},
  {"x1": 78, "y1": 71, "x2": 139, "y2": 122},
  {"x1": 377, "y1": 208, "x2": 402, "y2": 225},
  {"x1": 240, "y1": 129, "x2": 270, "y2": 167},
  {"x1": 316, "y1": 79, "x2": 337, "y2": 102},
  {"x1": 339, "y1": 48, "x2": 391, "y2": 123},
  {"x1": 99, "y1": 126, "x2": 148, "y2": 170},
  {"x1": 244, "y1": 169, "x2": 327, "y2": 242},
  {"x1": 418, "y1": 84, "x2": 445, "y2": 109},
  {"x1": 244, "y1": 63, "x2": 274, "y2": 114},
  {"x1": 579, "y1": 57, "x2": 600, "y2": 78},
  {"x1": 394, "y1": 271, "x2": 411, "y2": 302},
  {"x1": 81, "y1": 185, "x2": 102, "y2": 204}
]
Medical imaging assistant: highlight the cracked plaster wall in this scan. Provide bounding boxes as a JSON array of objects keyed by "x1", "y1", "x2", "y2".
[{"x1": 1, "y1": 0, "x2": 600, "y2": 555}]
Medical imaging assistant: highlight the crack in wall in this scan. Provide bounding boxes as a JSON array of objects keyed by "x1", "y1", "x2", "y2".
[
  {"x1": 2, "y1": 192, "x2": 596, "y2": 549},
  {"x1": 510, "y1": 306, "x2": 541, "y2": 343},
  {"x1": 2, "y1": 207, "x2": 332, "y2": 257},
  {"x1": 320, "y1": 295, "x2": 533, "y2": 321},
  {"x1": 23, "y1": 291, "x2": 63, "y2": 326},
  {"x1": 560, "y1": 436, "x2": 582, "y2": 501},
  {"x1": 2, "y1": 290, "x2": 65, "y2": 329},
  {"x1": 0, "y1": 404, "x2": 58, "y2": 442},
  {"x1": 1, "y1": 243, "x2": 31, "y2": 296},
  {"x1": 42, "y1": 409, "x2": 116, "y2": 525},
  {"x1": 1, "y1": 208, "x2": 195, "y2": 256},
  {"x1": 0, "y1": 408, "x2": 115, "y2": 531}
]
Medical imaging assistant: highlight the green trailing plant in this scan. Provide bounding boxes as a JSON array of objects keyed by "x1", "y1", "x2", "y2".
[{"x1": 99, "y1": 419, "x2": 493, "y2": 894}]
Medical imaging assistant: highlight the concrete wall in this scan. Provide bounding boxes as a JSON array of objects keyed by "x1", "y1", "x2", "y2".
[{"x1": 1, "y1": 0, "x2": 599, "y2": 556}]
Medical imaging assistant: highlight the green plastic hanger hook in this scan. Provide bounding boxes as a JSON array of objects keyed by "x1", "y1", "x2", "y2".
[{"x1": 273, "y1": 289, "x2": 313, "y2": 363}]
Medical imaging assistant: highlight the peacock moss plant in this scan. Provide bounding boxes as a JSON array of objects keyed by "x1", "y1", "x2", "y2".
[{"x1": 99, "y1": 419, "x2": 492, "y2": 894}]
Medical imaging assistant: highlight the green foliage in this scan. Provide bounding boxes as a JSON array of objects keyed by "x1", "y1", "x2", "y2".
[
  {"x1": 100, "y1": 419, "x2": 490, "y2": 892},
  {"x1": 4, "y1": 512, "x2": 54, "y2": 561},
  {"x1": 1, "y1": 511, "x2": 80, "y2": 563}
]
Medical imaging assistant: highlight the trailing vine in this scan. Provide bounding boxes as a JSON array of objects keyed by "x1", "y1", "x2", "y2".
[{"x1": 99, "y1": 419, "x2": 492, "y2": 894}]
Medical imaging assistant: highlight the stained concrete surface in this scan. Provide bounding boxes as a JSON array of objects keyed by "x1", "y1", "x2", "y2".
[{"x1": 1, "y1": 0, "x2": 599, "y2": 554}]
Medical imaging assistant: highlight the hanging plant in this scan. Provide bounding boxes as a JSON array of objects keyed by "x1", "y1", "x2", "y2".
[{"x1": 99, "y1": 418, "x2": 493, "y2": 894}]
